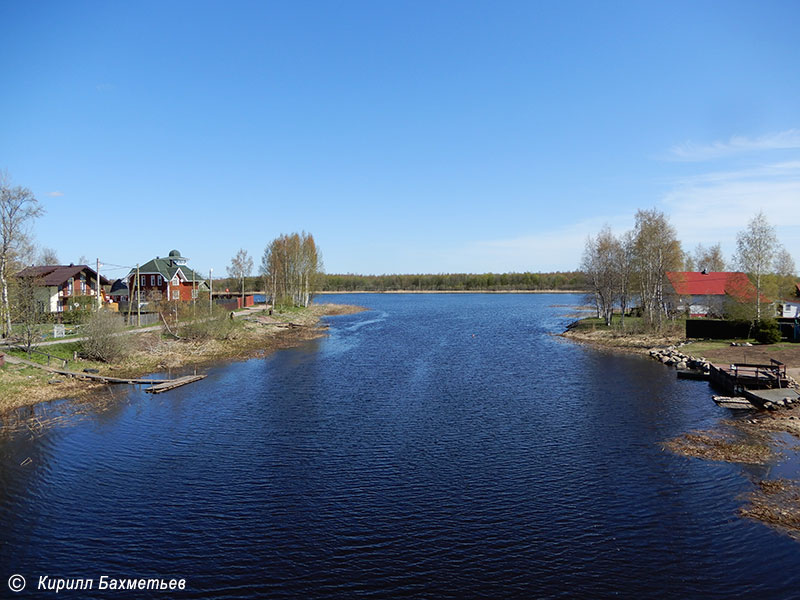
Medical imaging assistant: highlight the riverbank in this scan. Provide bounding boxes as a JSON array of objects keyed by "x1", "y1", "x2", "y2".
[
  {"x1": 0, "y1": 303, "x2": 366, "y2": 416},
  {"x1": 321, "y1": 289, "x2": 585, "y2": 294},
  {"x1": 560, "y1": 318, "x2": 684, "y2": 353},
  {"x1": 563, "y1": 315, "x2": 800, "y2": 541}
]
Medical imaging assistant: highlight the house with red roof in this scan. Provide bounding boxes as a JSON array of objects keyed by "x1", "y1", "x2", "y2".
[
  {"x1": 665, "y1": 271, "x2": 763, "y2": 318},
  {"x1": 15, "y1": 264, "x2": 111, "y2": 313}
]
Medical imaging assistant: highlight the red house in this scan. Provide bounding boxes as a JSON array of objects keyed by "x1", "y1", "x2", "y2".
[
  {"x1": 127, "y1": 250, "x2": 208, "y2": 304},
  {"x1": 666, "y1": 271, "x2": 763, "y2": 317}
]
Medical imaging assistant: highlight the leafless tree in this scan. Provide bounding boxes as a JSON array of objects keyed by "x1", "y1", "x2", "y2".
[
  {"x1": 692, "y1": 242, "x2": 726, "y2": 272},
  {"x1": 9, "y1": 271, "x2": 45, "y2": 354},
  {"x1": 735, "y1": 211, "x2": 778, "y2": 320},
  {"x1": 614, "y1": 230, "x2": 636, "y2": 327},
  {"x1": 261, "y1": 232, "x2": 323, "y2": 308},
  {"x1": 773, "y1": 246, "x2": 797, "y2": 301},
  {"x1": 581, "y1": 228, "x2": 618, "y2": 326},
  {"x1": 227, "y1": 248, "x2": 253, "y2": 304},
  {"x1": 36, "y1": 247, "x2": 59, "y2": 265},
  {"x1": 632, "y1": 208, "x2": 682, "y2": 330},
  {"x1": 1, "y1": 173, "x2": 43, "y2": 337}
]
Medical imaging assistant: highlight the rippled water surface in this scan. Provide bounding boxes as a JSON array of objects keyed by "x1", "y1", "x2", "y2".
[{"x1": 2, "y1": 294, "x2": 799, "y2": 598}]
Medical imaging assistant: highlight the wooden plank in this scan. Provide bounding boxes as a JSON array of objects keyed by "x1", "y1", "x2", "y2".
[{"x1": 145, "y1": 375, "x2": 206, "y2": 394}]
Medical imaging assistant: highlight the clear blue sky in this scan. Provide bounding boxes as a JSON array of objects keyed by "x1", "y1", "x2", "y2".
[{"x1": 2, "y1": 1, "x2": 799, "y2": 279}]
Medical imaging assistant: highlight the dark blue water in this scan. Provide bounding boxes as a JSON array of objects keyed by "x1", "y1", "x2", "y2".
[{"x1": 1, "y1": 294, "x2": 798, "y2": 599}]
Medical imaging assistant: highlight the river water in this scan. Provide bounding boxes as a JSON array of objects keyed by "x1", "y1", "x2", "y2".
[{"x1": 1, "y1": 293, "x2": 798, "y2": 599}]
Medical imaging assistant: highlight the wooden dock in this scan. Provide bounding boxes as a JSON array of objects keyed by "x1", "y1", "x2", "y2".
[
  {"x1": 5, "y1": 354, "x2": 205, "y2": 393},
  {"x1": 708, "y1": 359, "x2": 789, "y2": 396},
  {"x1": 144, "y1": 375, "x2": 207, "y2": 394},
  {"x1": 712, "y1": 395, "x2": 756, "y2": 410}
]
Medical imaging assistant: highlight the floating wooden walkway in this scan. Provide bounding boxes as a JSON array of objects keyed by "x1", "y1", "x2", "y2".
[
  {"x1": 713, "y1": 395, "x2": 756, "y2": 410},
  {"x1": 144, "y1": 375, "x2": 206, "y2": 394},
  {"x1": 5, "y1": 355, "x2": 205, "y2": 393}
]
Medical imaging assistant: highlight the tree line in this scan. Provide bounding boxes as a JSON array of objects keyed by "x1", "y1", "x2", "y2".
[
  {"x1": 319, "y1": 271, "x2": 587, "y2": 292},
  {"x1": 582, "y1": 208, "x2": 797, "y2": 330}
]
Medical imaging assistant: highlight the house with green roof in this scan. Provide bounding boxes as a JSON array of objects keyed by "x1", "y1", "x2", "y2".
[{"x1": 127, "y1": 249, "x2": 208, "y2": 303}]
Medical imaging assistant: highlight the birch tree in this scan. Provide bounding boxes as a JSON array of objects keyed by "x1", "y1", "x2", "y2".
[
  {"x1": 735, "y1": 211, "x2": 778, "y2": 320},
  {"x1": 632, "y1": 208, "x2": 682, "y2": 330},
  {"x1": 773, "y1": 246, "x2": 797, "y2": 301},
  {"x1": 261, "y1": 232, "x2": 322, "y2": 308},
  {"x1": 690, "y1": 242, "x2": 726, "y2": 272},
  {"x1": 227, "y1": 248, "x2": 253, "y2": 304},
  {"x1": 1, "y1": 174, "x2": 43, "y2": 337}
]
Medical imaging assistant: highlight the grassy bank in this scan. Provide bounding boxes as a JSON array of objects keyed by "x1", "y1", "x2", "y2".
[{"x1": 0, "y1": 303, "x2": 366, "y2": 415}]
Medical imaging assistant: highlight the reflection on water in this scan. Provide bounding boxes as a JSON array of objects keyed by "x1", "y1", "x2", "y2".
[{"x1": 1, "y1": 293, "x2": 799, "y2": 599}]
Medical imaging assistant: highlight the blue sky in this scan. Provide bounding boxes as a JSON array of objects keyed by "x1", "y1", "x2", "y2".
[{"x1": 2, "y1": 1, "x2": 799, "y2": 279}]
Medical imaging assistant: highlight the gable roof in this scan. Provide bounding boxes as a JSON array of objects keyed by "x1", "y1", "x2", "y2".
[
  {"x1": 666, "y1": 271, "x2": 764, "y2": 303},
  {"x1": 16, "y1": 265, "x2": 110, "y2": 287},
  {"x1": 129, "y1": 254, "x2": 205, "y2": 284}
]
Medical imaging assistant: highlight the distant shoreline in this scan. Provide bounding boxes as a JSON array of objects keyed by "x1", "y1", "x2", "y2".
[{"x1": 318, "y1": 289, "x2": 586, "y2": 294}]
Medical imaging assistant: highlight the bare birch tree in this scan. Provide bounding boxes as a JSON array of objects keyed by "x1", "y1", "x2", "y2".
[
  {"x1": 692, "y1": 242, "x2": 726, "y2": 272},
  {"x1": 632, "y1": 208, "x2": 682, "y2": 330},
  {"x1": 36, "y1": 247, "x2": 59, "y2": 265},
  {"x1": 773, "y1": 246, "x2": 797, "y2": 301},
  {"x1": 260, "y1": 232, "x2": 322, "y2": 308},
  {"x1": 227, "y1": 248, "x2": 253, "y2": 304},
  {"x1": 1, "y1": 174, "x2": 43, "y2": 337},
  {"x1": 735, "y1": 211, "x2": 778, "y2": 321}
]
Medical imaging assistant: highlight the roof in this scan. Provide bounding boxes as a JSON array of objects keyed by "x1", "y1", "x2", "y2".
[
  {"x1": 129, "y1": 253, "x2": 205, "y2": 284},
  {"x1": 109, "y1": 279, "x2": 129, "y2": 294},
  {"x1": 15, "y1": 265, "x2": 111, "y2": 287},
  {"x1": 666, "y1": 271, "x2": 764, "y2": 303}
]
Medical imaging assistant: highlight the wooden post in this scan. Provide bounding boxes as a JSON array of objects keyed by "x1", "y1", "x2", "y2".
[
  {"x1": 96, "y1": 258, "x2": 101, "y2": 310},
  {"x1": 136, "y1": 264, "x2": 140, "y2": 328}
]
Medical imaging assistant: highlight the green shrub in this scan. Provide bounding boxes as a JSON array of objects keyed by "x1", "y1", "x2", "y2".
[{"x1": 754, "y1": 319, "x2": 782, "y2": 345}]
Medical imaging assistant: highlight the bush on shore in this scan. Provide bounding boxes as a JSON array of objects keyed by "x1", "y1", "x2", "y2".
[
  {"x1": 754, "y1": 319, "x2": 781, "y2": 345},
  {"x1": 81, "y1": 310, "x2": 128, "y2": 362}
]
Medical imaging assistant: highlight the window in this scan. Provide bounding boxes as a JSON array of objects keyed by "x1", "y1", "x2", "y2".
[
  {"x1": 157, "y1": 275, "x2": 162, "y2": 285},
  {"x1": 172, "y1": 289, "x2": 181, "y2": 300},
  {"x1": 151, "y1": 275, "x2": 156, "y2": 286},
  {"x1": 141, "y1": 275, "x2": 146, "y2": 286}
]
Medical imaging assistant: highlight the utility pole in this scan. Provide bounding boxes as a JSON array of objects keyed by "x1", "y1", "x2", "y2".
[
  {"x1": 209, "y1": 268, "x2": 213, "y2": 316},
  {"x1": 96, "y1": 258, "x2": 102, "y2": 310},
  {"x1": 136, "y1": 263, "x2": 140, "y2": 328}
]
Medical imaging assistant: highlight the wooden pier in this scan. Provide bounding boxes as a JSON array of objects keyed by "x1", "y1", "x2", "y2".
[
  {"x1": 708, "y1": 359, "x2": 789, "y2": 396},
  {"x1": 145, "y1": 375, "x2": 207, "y2": 394},
  {"x1": 4, "y1": 355, "x2": 205, "y2": 393}
]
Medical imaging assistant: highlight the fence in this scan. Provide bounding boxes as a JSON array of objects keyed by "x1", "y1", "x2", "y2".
[
  {"x1": 121, "y1": 312, "x2": 161, "y2": 327},
  {"x1": 686, "y1": 319, "x2": 752, "y2": 339}
]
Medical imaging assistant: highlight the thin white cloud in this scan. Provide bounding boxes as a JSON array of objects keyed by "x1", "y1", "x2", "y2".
[
  {"x1": 660, "y1": 160, "x2": 800, "y2": 262},
  {"x1": 46, "y1": 191, "x2": 64, "y2": 197},
  {"x1": 451, "y1": 215, "x2": 633, "y2": 273},
  {"x1": 668, "y1": 129, "x2": 800, "y2": 161}
]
